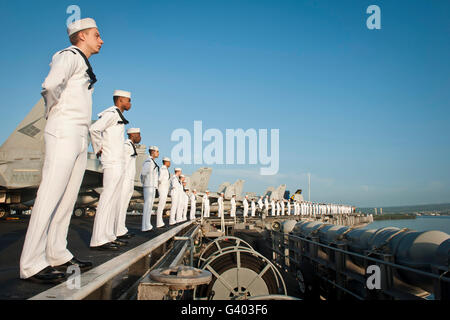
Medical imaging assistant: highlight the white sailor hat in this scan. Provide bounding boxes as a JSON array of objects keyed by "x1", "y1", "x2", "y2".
[
  {"x1": 113, "y1": 90, "x2": 131, "y2": 98},
  {"x1": 67, "y1": 18, "x2": 98, "y2": 37},
  {"x1": 162, "y1": 157, "x2": 171, "y2": 162},
  {"x1": 127, "y1": 128, "x2": 140, "y2": 134},
  {"x1": 193, "y1": 189, "x2": 197, "y2": 192},
  {"x1": 149, "y1": 146, "x2": 159, "y2": 152},
  {"x1": 174, "y1": 168, "x2": 182, "y2": 172},
  {"x1": 205, "y1": 190, "x2": 210, "y2": 193},
  {"x1": 180, "y1": 175, "x2": 185, "y2": 178}
]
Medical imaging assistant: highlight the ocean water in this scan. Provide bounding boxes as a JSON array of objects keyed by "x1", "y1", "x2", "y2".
[{"x1": 363, "y1": 216, "x2": 450, "y2": 234}]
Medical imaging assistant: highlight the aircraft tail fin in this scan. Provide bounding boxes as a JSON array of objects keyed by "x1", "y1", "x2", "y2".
[
  {"x1": 187, "y1": 167, "x2": 212, "y2": 192},
  {"x1": 0, "y1": 98, "x2": 46, "y2": 154},
  {"x1": 217, "y1": 182, "x2": 230, "y2": 194},
  {"x1": 264, "y1": 187, "x2": 275, "y2": 199},
  {"x1": 274, "y1": 184, "x2": 287, "y2": 201},
  {"x1": 225, "y1": 179, "x2": 245, "y2": 200}
]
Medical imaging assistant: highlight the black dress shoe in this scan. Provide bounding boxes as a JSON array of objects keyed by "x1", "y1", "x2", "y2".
[
  {"x1": 54, "y1": 258, "x2": 93, "y2": 272},
  {"x1": 25, "y1": 266, "x2": 66, "y2": 284},
  {"x1": 117, "y1": 232, "x2": 135, "y2": 240},
  {"x1": 112, "y1": 239, "x2": 128, "y2": 246},
  {"x1": 90, "y1": 242, "x2": 119, "y2": 251}
]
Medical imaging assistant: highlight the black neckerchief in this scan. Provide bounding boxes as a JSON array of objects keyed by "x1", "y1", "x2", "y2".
[
  {"x1": 165, "y1": 166, "x2": 171, "y2": 180},
  {"x1": 129, "y1": 140, "x2": 137, "y2": 156},
  {"x1": 151, "y1": 158, "x2": 160, "y2": 174},
  {"x1": 115, "y1": 108, "x2": 129, "y2": 125},
  {"x1": 67, "y1": 47, "x2": 97, "y2": 90}
]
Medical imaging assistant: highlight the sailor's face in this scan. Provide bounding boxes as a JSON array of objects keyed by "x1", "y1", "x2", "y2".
[
  {"x1": 122, "y1": 97, "x2": 132, "y2": 111},
  {"x1": 85, "y1": 28, "x2": 103, "y2": 54},
  {"x1": 134, "y1": 133, "x2": 141, "y2": 143},
  {"x1": 129, "y1": 133, "x2": 141, "y2": 144},
  {"x1": 150, "y1": 150, "x2": 159, "y2": 158}
]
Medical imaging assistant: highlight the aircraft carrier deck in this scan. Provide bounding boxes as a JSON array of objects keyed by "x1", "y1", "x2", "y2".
[
  {"x1": 1, "y1": 213, "x2": 449, "y2": 301},
  {"x1": 0, "y1": 215, "x2": 181, "y2": 300}
]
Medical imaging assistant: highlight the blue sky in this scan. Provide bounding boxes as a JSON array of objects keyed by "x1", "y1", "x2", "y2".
[{"x1": 0, "y1": 0, "x2": 449, "y2": 207}]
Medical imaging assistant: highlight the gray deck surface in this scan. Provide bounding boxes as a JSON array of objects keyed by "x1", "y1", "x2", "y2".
[{"x1": 0, "y1": 214, "x2": 177, "y2": 300}]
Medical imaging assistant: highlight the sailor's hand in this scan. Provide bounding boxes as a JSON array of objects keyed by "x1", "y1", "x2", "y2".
[{"x1": 96, "y1": 150, "x2": 102, "y2": 158}]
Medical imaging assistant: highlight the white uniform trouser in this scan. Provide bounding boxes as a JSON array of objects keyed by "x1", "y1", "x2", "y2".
[
  {"x1": 141, "y1": 187, "x2": 156, "y2": 231},
  {"x1": 230, "y1": 207, "x2": 236, "y2": 217},
  {"x1": 190, "y1": 199, "x2": 196, "y2": 220},
  {"x1": 204, "y1": 204, "x2": 210, "y2": 218},
  {"x1": 176, "y1": 191, "x2": 184, "y2": 223},
  {"x1": 243, "y1": 206, "x2": 248, "y2": 217},
  {"x1": 182, "y1": 195, "x2": 188, "y2": 221},
  {"x1": 169, "y1": 189, "x2": 178, "y2": 225},
  {"x1": 117, "y1": 177, "x2": 134, "y2": 237},
  {"x1": 156, "y1": 186, "x2": 169, "y2": 228},
  {"x1": 20, "y1": 132, "x2": 88, "y2": 279},
  {"x1": 91, "y1": 165, "x2": 124, "y2": 247}
]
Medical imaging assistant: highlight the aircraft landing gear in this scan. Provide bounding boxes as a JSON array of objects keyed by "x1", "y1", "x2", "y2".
[{"x1": 0, "y1": 205, "x2": 11, "y2": 219}]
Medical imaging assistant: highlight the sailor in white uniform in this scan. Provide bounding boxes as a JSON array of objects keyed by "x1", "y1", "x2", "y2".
[
  {"x1": 140, "y1": 146, "x2": 160, "y2": 232},
  {"x1": 169, "y1": 168, "x2": 182, "y2": 225},
  {"x1": 156, "y1": 157, "x2": 171, "y2": 228},
  {"x1": 281, "y1": 200, "x2": 285, "y2": 216},
  {"x1": 243, "y1": 195, "x2": 249, "y2": 218},
  {"x1": 218, "y1": 193, "x2": 225, "y2": 232},
  {"x1": 117, "y1": 128, "x2": 141, "y2": 239},
  {"x1": 190, "y1": 189, "x2": 197, "y2": 220},
  {"x1": 258, "y1": 196, "x2": 263, "y2": 212},
  {"x1": 202, "y1": 190, "x2": 210, "y2": 218},
  {"x1": 287, "y1": 200, "x2": 291, "y2": 216},
  {"x1": 90, "y1": 90, "x2": 131, "y2": 249},
  {"x1": 251, "y1": 199, "x2": 256, "y2": 217},
  {"x1": 230, "y1": 195, "x2": 236, "y2": 217},
  {"x1": 20, "y1": 18, "x2": 103, "y2": 282},
  {"x1": 218, "y1": 193, "x2": 224, "y2": 218},
  {"x1": 276, "y1": 201, "x2": 281, "y2": 216},
  {"x1": 271, "y1": 199, "x2": 276, "y2": 216},
  {"x1": 176, "y1": 176, "x2": 186, "y2": 222},
  {"x1": 264, "y1": 196, "x2": 269, "y2": 215},
  {"x1": 181, "y1": 182, "x2": 189, "y2": 222}
]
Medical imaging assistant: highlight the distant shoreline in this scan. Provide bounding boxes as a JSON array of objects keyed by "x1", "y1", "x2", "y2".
[
  {"x1": 372, "y1": 213, "x2": 416, "y2": 221},
  {"x1": 359, "y1": 203, "x2": 450, "y2": 217}
]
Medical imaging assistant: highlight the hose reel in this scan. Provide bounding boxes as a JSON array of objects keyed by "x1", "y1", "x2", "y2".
[
  {"x1": 198, "y1": 236, "x2": 253, "y2": 268},
  {"x1": 194, "y1": 246, "x2": 287, "y2": 300}
]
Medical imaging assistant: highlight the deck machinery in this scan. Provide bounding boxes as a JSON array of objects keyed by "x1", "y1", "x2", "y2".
[
  {"x1": 136, "y1": 214, "x2": 449, "y2": 300},
  {"x1": 30, "y1": 214, "x2": 449, "y2": 300}
]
